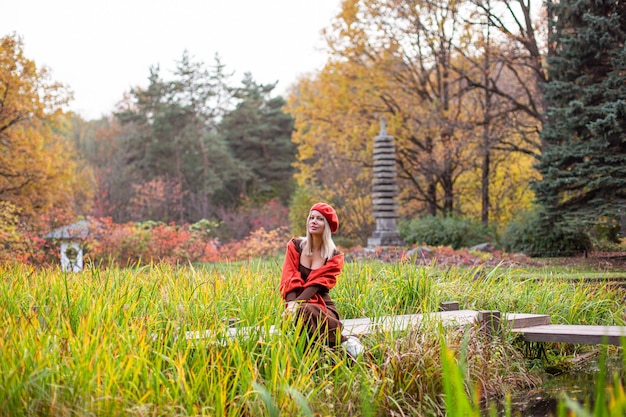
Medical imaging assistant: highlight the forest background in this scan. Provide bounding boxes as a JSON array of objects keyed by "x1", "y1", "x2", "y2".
[{"x1": 1, "y1": 0, "x2": 625, "y2": 266}]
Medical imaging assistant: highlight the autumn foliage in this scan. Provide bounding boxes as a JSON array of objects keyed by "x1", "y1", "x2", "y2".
[
  {"x1": 0, "y1": 35, "x2": 93, "y2": 232},
  {"x1": 4, "y1": 217, "x2": 290, "y2": 268},
  {"x1": 83, "y1": 219, "x2": 217, "y2": 266}
]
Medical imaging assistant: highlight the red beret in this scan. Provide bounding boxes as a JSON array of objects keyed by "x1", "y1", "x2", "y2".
[{"x1": 310, "y1": 202, "x2": 339, "y2": 233}]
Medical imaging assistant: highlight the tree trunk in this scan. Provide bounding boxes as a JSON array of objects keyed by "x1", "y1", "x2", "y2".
[
  {"x1": 427, "y1": 179, "x2": 438, "y2": 216},
  {"x1": 482, "y1": 6, "x2": 492, "y2": 226},
  {"x1": 481, "y1": 144, "x2": 490, "y2": 225}
]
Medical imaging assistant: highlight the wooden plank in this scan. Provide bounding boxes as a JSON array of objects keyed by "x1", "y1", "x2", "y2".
[
  {"x1": 341, "y1": 317, "x2": 373, "y2": 336},
  {"x1": 504, "y1": 313, "x2": 551, "y2": 328},
  {"x1": 512, "y1": 324, "x2": 626, "y2": 346},
  {"x1": 440, "y1": 301, "x2": 460, "y2": 311},
  {"x1": 376, "y1": 310, "x2": 480, "y2": 332},
  {"x1": 338, "y1": 311, "x2": 550, "y2": 336},
  {"x1": 341, "y1": 310, "x2": 480, "y2": 336},
  {"x1": 478, "y1": 311, "x2": 501, "y2": 337}
]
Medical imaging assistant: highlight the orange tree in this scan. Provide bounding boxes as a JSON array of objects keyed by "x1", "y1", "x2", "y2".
[
  {"x1": 286, "y1": 0, "x2": 540, "y2": 242},
  {"x1": 0, "y1": 34, "x2": 93, "y2": 246}
]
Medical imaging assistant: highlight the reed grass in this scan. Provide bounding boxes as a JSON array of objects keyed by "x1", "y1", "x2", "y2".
[{"x1": 1, "y1": 259, "x2": 624, "y2": 416}]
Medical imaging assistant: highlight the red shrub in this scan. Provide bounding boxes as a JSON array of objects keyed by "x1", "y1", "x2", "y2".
[
  {"x1": 218, "y1": 226, "x2": 289, "y2": 261},
  {"x1": 85, "y1": 219, "x2": 221, "y2": 266},
  {"x1": 88, "y1": 219, "x2": 150, "y2": 266}
]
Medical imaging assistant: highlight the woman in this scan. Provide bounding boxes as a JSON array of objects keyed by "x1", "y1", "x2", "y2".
[{"x1": 279, "y1": 202, "x2": 363, "y2": 357}]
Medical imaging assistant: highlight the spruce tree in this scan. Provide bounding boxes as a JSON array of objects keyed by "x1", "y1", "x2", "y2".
[{"x1": 534, "y1": 0, "x2": 626, "y2": 234}]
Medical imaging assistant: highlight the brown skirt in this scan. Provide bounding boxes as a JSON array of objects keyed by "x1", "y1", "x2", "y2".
[{"x1": 295, "y1": 302, "x2": 346, "y2": 348}]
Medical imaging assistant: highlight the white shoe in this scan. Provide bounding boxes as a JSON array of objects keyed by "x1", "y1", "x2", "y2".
[{"x1": 342, "y1": 336, "x2": 364, "y2": 358}]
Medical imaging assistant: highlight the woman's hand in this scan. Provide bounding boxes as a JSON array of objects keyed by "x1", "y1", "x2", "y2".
[{"x1": 282, "y1": 300, "x2": 299, "y2": 319}]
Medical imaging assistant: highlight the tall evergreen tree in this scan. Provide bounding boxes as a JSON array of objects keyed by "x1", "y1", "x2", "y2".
[
  {"x1": 218, "y1": 74, "x2": 295, "y2": 205},
  {"x1": 115, "y1": 53, "x2": 242, "y2": 222},
  {"x1": 534, "y1": 0, "x2": 626, "y2": 232}
]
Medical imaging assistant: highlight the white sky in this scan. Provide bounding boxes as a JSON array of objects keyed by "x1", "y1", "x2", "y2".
[{"x1": 2, "y1": 0, "x2": 341, "y2": 120}]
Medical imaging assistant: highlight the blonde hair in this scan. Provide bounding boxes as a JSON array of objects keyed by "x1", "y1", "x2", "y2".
[{"x1": 300, "y1": 215, "x2": 337, "y2": 260}]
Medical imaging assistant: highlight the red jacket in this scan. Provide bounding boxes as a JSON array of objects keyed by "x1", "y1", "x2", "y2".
[{"x1": 279, "y1": 238, "x2": 344, "y2": 313}]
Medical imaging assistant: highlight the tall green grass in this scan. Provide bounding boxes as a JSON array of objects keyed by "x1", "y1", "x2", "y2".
[
  {"x1": 1, "y1": 260, "x2": 624, "y2": 416},
  {"x1": 433, "y1": 264, "x2": 625, "y2": 326}
]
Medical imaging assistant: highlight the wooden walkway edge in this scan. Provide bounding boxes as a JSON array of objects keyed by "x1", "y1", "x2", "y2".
[
  {"x1": 511, "y1": 324, "x2": 626, "y2": 346},
  {"x1": 340, "y1": 310, "x2": 550, "y2": 336}
]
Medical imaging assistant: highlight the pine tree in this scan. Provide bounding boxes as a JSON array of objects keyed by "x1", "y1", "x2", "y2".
[
  {"x1": 218, "y1": 74, "x2": 295, "y2": 205},
  {"x1": 534, "y1": 0, "x2": 626, "y2": 233}
]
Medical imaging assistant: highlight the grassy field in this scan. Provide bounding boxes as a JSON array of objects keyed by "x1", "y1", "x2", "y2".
[{"x1": 1, "y1": 259, "x2": 625, "y2": 416}]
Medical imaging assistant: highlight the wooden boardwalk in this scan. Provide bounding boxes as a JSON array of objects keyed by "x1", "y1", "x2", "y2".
[
  {"x1": 185, "y1": 309, "x2": 551, "y2": 342},
  {"x1": 186, "y1": 305, "x2": 626, "y2": 347}
]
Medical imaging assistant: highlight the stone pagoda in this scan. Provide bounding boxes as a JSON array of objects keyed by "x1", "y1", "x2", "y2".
[{"x1": 367, "y1": 118, "x2": 405, "y2": 248}]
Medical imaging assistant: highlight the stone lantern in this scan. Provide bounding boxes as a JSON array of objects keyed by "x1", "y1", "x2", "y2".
[{"x1": 43, "y1": 220, "x2": 93, "y2": 272}]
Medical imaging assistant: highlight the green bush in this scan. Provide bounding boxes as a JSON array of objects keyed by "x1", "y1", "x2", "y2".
[
  {"x1": 589, "y1": 222, "x2": 624, "y2": 251},
  {"x1": 398, "y1": 215, "x2": 494, "y2": 249},
  {"x1": 501, "y1": 207, "x2": 592, "y2": 257}
]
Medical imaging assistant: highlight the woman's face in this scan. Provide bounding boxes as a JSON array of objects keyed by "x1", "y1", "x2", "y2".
[{"x1": 307, "y1": 210, "x2": 326, "y2": 236}]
